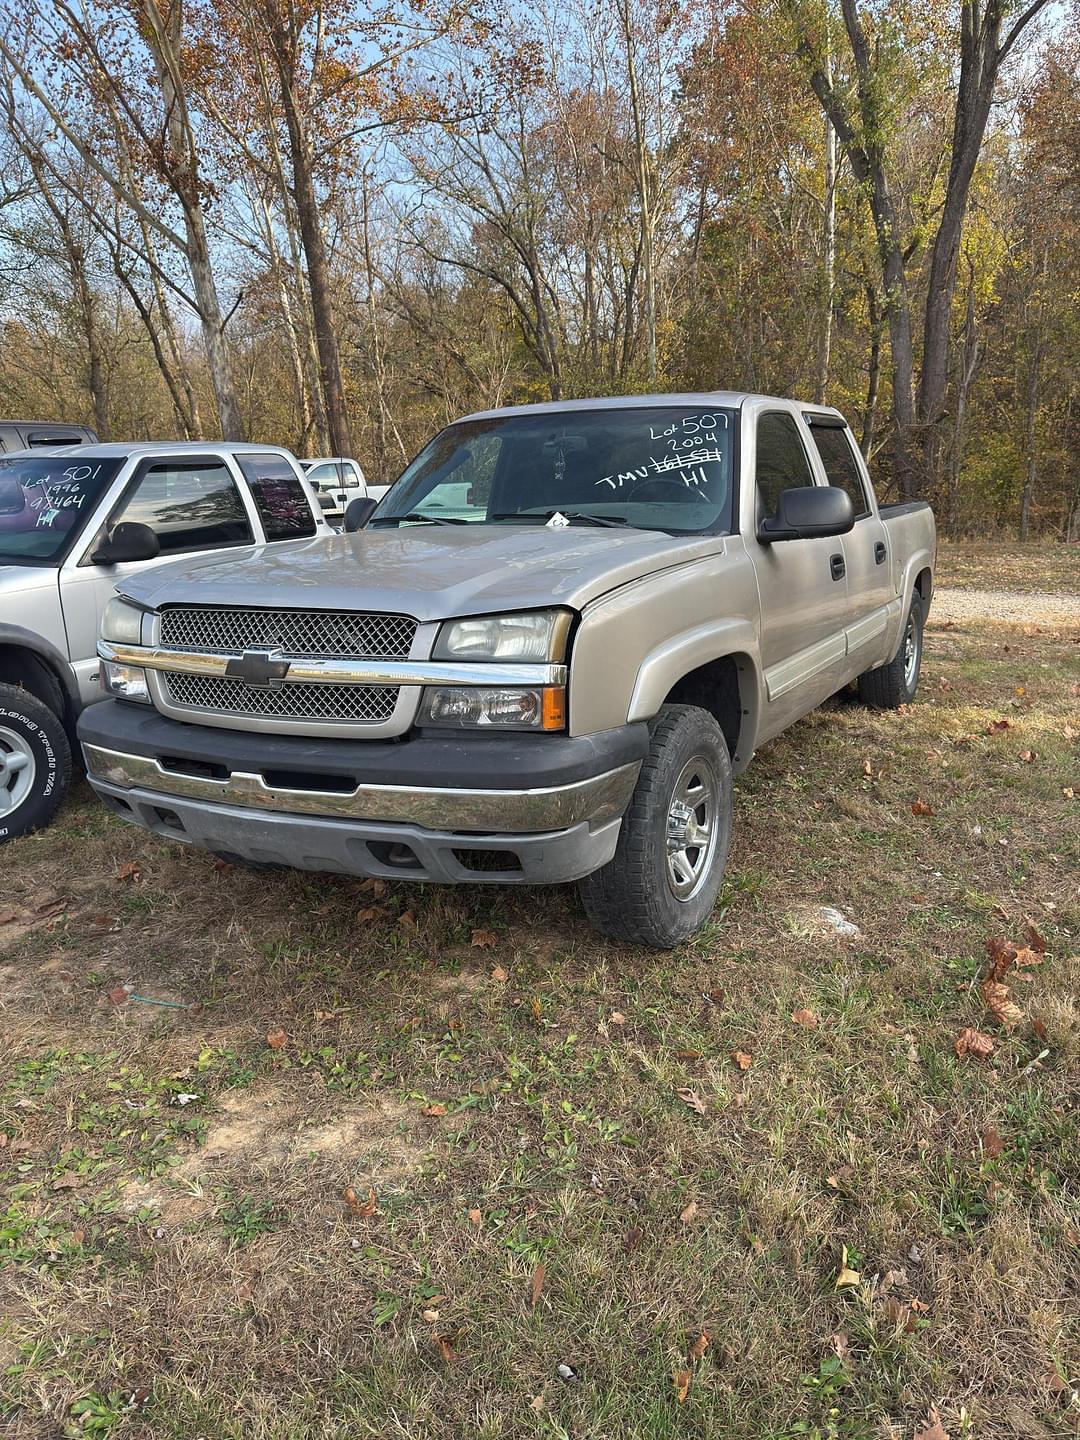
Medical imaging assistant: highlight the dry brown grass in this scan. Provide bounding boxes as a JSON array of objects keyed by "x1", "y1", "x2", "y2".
[{"x1": 1, "y1": 583, "x2": 1077, "y2": 1439}]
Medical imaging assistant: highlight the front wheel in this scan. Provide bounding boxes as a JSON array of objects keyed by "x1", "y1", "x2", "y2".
[
  {"x1": 0, "y1": 683, "x2": 72, "y2": 843},
  {"x1": 858, "y1": 594, "x2": 924, "y2": 709},
  {"x1": 579, "y1": 704, "x2": 733, "y2": 948}
]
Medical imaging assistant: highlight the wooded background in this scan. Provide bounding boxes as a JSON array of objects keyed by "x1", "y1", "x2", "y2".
[{"x1": 0, "y1": 0, "x2": 1076, "y2": 536}]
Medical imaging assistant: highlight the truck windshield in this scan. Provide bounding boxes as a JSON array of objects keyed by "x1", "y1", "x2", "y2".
[
  {"x1": 0, "y1": 456, "x2": 122, "y2": 564},
  {"x1": 371, "y1": 405, "x2": 736, "y2": 534}
]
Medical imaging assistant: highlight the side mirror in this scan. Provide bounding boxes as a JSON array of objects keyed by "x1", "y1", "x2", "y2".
[
  {"x1": 343, "y1": 496, "x2": 377, "y2": 532},
  {"x1": 92, "y1": 521, "x2": 160, "y2": 564},
  {"x1": 317, "y1": 493, "x2": 334, "y2": 510},
  {"x1": 759, "y1": 486, "x2": 854, "y2": 543}
]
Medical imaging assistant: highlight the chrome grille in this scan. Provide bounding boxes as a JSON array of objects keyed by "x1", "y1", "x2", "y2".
[
  {"x1": 159, "y1": 606, "x2": 417, "y2": 660},
  {"x1": 164, "y1": 673, "x2": 399, "y2": 723}
]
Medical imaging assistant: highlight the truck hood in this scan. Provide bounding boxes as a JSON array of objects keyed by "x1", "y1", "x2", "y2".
[{"x1": 118, "y1": 525, "x2": 722, "y2": 620}]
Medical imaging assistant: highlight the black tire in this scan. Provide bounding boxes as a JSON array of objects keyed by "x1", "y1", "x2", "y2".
[
  {"x1": 0, "y1": 682, "x2": 72, "y2": 843},
  {"x1": 579, "y1": 703, "x2": 733, "y2": 949},
  {"x1": 858, "y1": 594, "x2": 924, "y2": 709}
]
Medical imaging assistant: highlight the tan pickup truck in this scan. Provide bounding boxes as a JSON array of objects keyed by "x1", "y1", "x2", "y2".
[{"x1": 78, "y1": 394, "x2": 935, "y2": 947}]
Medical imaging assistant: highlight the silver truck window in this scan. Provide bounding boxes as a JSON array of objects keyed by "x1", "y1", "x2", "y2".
[
  {"x1": 235, "y1": 453, "x2": 317, "y2": 541},
  {"x1": 373, "y1": 407, "x2": 736, "y2": 534},
  {"x1": 807, "y1": 425, "x2": 870, "y2": 518},
  {"x1": 109, "y1": 461, "x2": 254, "y2": 555},
  {"x1": 0, "y1": 456, "x2": 123, "y2": 564},
  {"x1": 755, "y1": 412, "x2": 816, "y2": 519}
]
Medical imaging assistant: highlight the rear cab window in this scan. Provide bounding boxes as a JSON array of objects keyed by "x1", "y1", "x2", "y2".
[
  {"x1": 235, "y1": 453, "x2": 317, "y2": 541},
  {"x1": 805, "y1": 419, "x2": 871, "y2": 518}
]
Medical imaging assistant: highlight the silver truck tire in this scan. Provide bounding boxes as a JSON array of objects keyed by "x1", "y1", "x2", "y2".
[
  {"x1": 0, "y1": 683, "x2": 72, "y2": 843},
  {"x1": 579, "y1": 704, "x2": 733, "y2": 948},
  {"x1": 858, "y1": 594, "x2": 924, "y2": 709}
]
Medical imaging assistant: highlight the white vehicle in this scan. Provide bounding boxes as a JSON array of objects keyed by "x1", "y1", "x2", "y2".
[
  {"x1": 0, "y1": 441, "x2": 332, "y2": 839},
  {"x1": 300, "y1": 457, "x2": 388, "y2": 522}
]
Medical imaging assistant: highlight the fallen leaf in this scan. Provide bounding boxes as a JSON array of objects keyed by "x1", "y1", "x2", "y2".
[
  {"x1": 360, "y1": 877, "x2": 389, "y2": 899},
  {"x1": 679, "y1": 1200, "x2": 699, "y2": 1224},
  {"x1": 863, "y1": 758, "x2": 873, "y2": 776},
  {"x1": 434, "y1": 1333, "x2": 456, "y2": 1363},
  {"x1": 981, "y1": 1126, "x2": 1005, "y2": 1158},
  {"x1": 981, "y1": 978, "x2": 1024, "y2": 1030},
  {"x1": 1032, "y1": 1017, "x2": 1048, "y2": 1042},
  {"x1": 834, "y1": 1245, "x2": 860, "y2": 1290},
  {"x1": 529, "y1": 1262, "x2": 546, "y2": 1308},
  {"x1": 673, "y1": 1369, "x2": 691, "y2": 1404},
  {"x1": 673, "y1": 1048, "x2": 702, "y2": 1059},
  {"x1": 266, "y1": 1027, "x2": 288, "y2": 1050},
  {"x1": 707, "y1": 987, "x2": 725, "y2": 1005},
  {"x1": 955, "y1": 1027, "x2": 994, "y2": 1059},
  {"x1": 688, "y1": 1332, "x2": 710, "y2": 1362},
  {"x1": 911, "y1": 798, "x2": 935, "y2": 816},
  {"x1": 909, "y1": 1296, "x2": 930, "y2": 1313},
  {"x1": 529, "y1": 1393, "x2": 545, "y2": 1412},
  {"x1": 355, "y1": 906, "x2": 387, "y2": 923},
  {"x1": 985, "y1": 935, "x2": 1019, "y2": 981},
  {"x1": 35, "y1": 896, "x2": 68, "y2": 918},
  {"x1": 116, "y1": 861, "x2": 141, "y2": 881},
  {"x1": 531, "y1": 997, "x2": 543, "y2": 1024},
  {"x1": 212, "y1": 856, "x2": 234, "y2": 873},
  {"x1": 826, "y1": 1165, "x2": 855, "y2": 1191},
  {"x1": 883, "y1": 1295, "x2": 917, "y2": 1333},
  {"x1": 471, "y1": 928, "x2": 498, "y2": 948},
  {"x1": 72, "y1": 1227, "x2": 86, "y2": 1245},
  {"x1": 791, "y1": 1008, "x2": 818, "y2": 1028},
  {"x1": 52, "y1": 1172, "x2": 84, "y2": 1190},
  {"x1": 1019, "y1": 750, "x2": 1037, "y2": 763},
  {"x1": 106, "y1": 986, "x2": 129, "y2": 1006},
  {"x1": 421, "y1": 1103, "x2": 447, "y2": 1117},
  {"x1": 609, "y1": 1010, "x2": 627, "y2": 1026},
  {"x1": 986, "y1": 718, "x2": 1012, "y2": 733},
  {"x1": 0, "y1": 907, "x2": 18, "y2": 924},
  {"x1": 914, "y1": 1406, "x2": 950, "y2": 1440},
  {"x1": 491, "y1": 964, "x2": 508, "y2": 982},
  {"x1": 676, "y1": 1087, "x2": 706, "y2": 1115},
  {"x1": 1012, "y1": 946, "x2": 1042, "y2": 970},
  {"x1": 623, "y1": 1225, "x2": 643, "y2": 1253},
  {"x1": 343, "y1": 1186, "x2": 377, "y2": 1218},
  {"x1": 731, "y1": 1050, "x2": 752, "y2": 1070},
  {"x1": 468, "y1": 1207, "x2": 482, "y2": 1227},
  {"x1": 1023, "y1": 923, "x2": 1047, "y2": 954},
  {"x1": 830, "y1": 1331, "x2": 850, "y2": 1362},
  {"x1": 397, "y1": 910, "x2": 417, "y2": 930}
]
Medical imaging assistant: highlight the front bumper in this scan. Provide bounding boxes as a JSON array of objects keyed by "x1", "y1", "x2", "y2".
[{"x1": 78, "y1": 702, "x2": 647, "y2": 885}]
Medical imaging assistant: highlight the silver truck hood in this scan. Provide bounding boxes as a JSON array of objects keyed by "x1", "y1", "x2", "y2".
[{"x1": 118, "y1": 526, "x2": 721, "y2": 619}]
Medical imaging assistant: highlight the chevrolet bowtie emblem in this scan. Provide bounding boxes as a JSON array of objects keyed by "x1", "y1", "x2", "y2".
[{"x1": 224, "y1": 648, "x2": 291, "y2": 689}]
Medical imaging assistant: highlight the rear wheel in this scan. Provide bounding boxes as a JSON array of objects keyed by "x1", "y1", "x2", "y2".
[
  {"x1": 858, "y1": 594, "x2": 924, "y2": 709},
  {"x1": 579, "y1": 704, "x2": 733, "y2": 948},
  {"x1": 0, "y1": 683, "x2": 72, "y2": 843}
]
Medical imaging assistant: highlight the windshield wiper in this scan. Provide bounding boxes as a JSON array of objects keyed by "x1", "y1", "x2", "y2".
[
  {"x1": 370, "y1": 512, "x2": 469, "y2": 526},
  {"x1": 490, "y1": 509, "x2": 629, "y2": 528}
]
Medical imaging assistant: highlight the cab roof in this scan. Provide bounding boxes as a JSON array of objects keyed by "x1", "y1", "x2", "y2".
[{"x1": 457, "y1": 392, "x2": 846, "y2": 424}]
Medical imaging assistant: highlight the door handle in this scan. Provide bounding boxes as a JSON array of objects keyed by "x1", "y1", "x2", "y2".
[
  {"x1": 874, "y1": 541, "x2": 887, "y2": 564},
  {"x1": 830, "y1": 554, "x2": 845, "y2": 581}
]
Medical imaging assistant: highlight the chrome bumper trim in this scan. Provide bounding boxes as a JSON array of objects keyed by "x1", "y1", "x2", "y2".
[
  {"x1": 98, "y1": 641, "x2": 566, "y2": 690},
  {"x1": 83, "y1": 744, "x2": 640, "y2": 835}
]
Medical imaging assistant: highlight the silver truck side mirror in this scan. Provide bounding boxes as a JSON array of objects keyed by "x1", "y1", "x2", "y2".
[
  {"x1": 344, "y1": 497, "x2": 377, "y2": 532},
  {"x1": 759, "y1": 487, "x2": 854, "y2": 543}
]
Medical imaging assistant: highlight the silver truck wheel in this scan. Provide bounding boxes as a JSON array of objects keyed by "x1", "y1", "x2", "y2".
[
  {"x1": 858, "y1": 594, "x2": 924, "y2": 709},
  {"x1": 0, "y1": 683, "x2": 72, "y2": 843},
  {"x1": 579, "y1": 704, "x2": 733, "y2": 948}
]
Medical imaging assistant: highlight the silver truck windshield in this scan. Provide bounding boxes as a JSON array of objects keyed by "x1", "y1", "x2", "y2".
[
  {"x1": 371, "y1": 406, "x2": 736, "y2": 534},
  {"x1": 0, "y1": 456, "x2": 122, "y2": 564}
]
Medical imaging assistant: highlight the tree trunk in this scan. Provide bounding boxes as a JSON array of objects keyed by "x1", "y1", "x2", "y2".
[
  {"x1": 1019, "y1": 245, "x2": 1047, "y2": 540},
  {"x1": 947, "y1": 276, "x2": 980, "y2": 533},
  {"x1": 620, "y1": 0, "x2": 656, "y2": 381},
  {"x1": 861, "y1": 283, "x2": 882, "y2": 459},
  {"x1": 813, "y1": 38, "x2": 836, "y2": 405}
]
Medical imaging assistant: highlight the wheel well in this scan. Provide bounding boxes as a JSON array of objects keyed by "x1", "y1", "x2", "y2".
[
  {"x1": 663, "y1": 654, "x2": 751, "y2": 765},
  {"x1": 0, "y1": 644, "x2": 68, "y2": 720},
  {"x1": 914, "y1": 567, "x2": 933, "y2": 608}
]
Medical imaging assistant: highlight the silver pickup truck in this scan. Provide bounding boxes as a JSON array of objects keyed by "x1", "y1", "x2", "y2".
[
  {"x1": 0, "y1": 442, "x2": 330, "y2": 841},
  {"x1": 77, "y1": 395, "x2": 935, "y2": 946}
]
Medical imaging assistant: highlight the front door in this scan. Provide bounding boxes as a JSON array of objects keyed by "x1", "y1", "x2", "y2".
[{"x1": 747, "y1": 409, "x2": 850, "y2": 741}]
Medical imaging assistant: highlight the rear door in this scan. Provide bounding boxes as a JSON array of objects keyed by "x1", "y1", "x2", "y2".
[
  {"x1": 746, "y1": 407, "x2": 850, "y2": 734},
  {"x1": 804, "y1": 415, "x2": 892, "y2": 667}
]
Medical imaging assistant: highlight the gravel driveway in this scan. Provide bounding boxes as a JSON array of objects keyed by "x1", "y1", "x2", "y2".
[{"x1": 931, "y1": 586, "x2": 1079, "y2": 625}]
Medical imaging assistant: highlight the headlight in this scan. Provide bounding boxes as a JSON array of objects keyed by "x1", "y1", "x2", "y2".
[
  {"x1": 100, "y1": 659, "x2": 150, "y2": 703},
  {"x1": 433, "y1": 610, "x2": 572, "y2": 662},
  {"x1": 418, "y1": 685, "x2": 565, "y2": 731},
  {"x1": 101, "y1": 596, "x2": 146, "y2": 645}
]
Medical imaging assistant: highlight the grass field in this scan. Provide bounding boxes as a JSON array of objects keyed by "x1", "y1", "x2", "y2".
[{"x1": 1, "y1": 563, "x2": 1077, "y2": 1439}]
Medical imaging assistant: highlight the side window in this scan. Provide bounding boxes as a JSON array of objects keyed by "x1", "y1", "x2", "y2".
[
  {"x1": 235, "y1": 453, "x2": 317, "y2": 541},
  {"x1": 412, "y1": 433, "x2": 502, "y2": 517},
  {"x1": 305, "y1": 463, "x2": 337, "y2": 488},
  {"x1": 109, "y1": 461, "x2": 254, "y2": 555},
  {"x1": 808, "y1": 423, "x2": 870, "y2": 518},
  {"x1": 755, "y1": 411, "x2": 816, "y2": 518}
]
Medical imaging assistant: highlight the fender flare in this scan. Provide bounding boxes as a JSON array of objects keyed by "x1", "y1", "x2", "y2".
[{"x1": 0, "y1": 623, "x2": 81, "y2": 712}]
